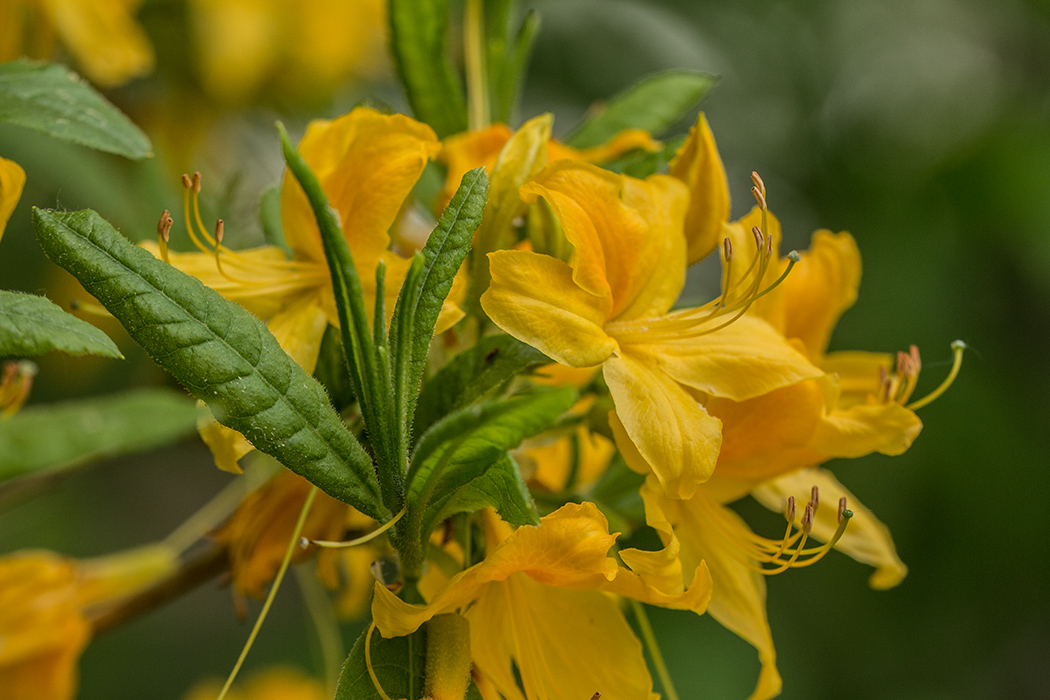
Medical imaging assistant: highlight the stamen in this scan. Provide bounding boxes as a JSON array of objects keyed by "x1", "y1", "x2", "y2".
[
  {"x1": 751, "y1": 171, "x2": 766, "y2": 198},
  {"x1": 156, "y1": 209, "x2": 173, "y2": 263},
  {"x1": 69, "y1": 299, "x2": 111, "y2": 317},
  {"x1": 723, "y1": 237, "x2": 733, "y2": 262},
  {"x1": 810, "y1": 485, "x2": 820, "y2": 515},
  {"x1": 801, "y1": 502, "x2": 814, "y2": 534},
  {"x1": 302, "y1": 506, "x2": 407, "y2": 549},
  {"x1": 365, "y1": 621, "x2": 394, "y2": 700},
  {"x1": 591, "y1": 694, "x2": 601, "y2": 700},
  {"x1": 785, "y1": 495, "x2": 796, "y2": 523},
  {"x1": 907, "y1": 340, "x2": 967, "y2": 411},
  {"x1": 751, "y1": 185, "x2": 767, "y2": 212}
]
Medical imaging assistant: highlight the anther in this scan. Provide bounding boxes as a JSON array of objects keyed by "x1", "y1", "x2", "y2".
[
  {"x1": 801, "y1": 502, "x2": 814, "y2": 534},
  {"x1": 157, "y1": 209, "x2": 173, "y2": 263},
  {"x1": 215, "y1": 219, "x2": 225, "y2": 245},
  {"x1": 838, "y1": 497, "x2": 848, "y2": 524},
  {"x1": 752, "y1": 226, "x2": 764, "y2": 252},
  {"x1": 591, "y1": 694, "x2": 601, "y2": 700},
  {"x1": 785, "y1": 495, "x2": 796, "y2": 523},
  {"x1": 751, "y1": 185, "x2": 767, "y2": 211},
  {"x1": 192, "y1": 171, "x2": 202, "y2": 194},
  {"x1": 751, "y1": 170, "x2": 766, "y2": 195},
  {"x1": 810, "y1": 485, "x2": 820, "y2": 513},
  {"x1": 723, "y1": 237, "x2": 733, "y2": 262},
  {"x1": 181, "y1": 173, "x2": 192, "y2": 189}
]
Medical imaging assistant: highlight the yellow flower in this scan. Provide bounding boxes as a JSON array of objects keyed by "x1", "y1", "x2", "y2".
[
  {"x1": 481, "y1": 160, "x2": 824, "y2": 499},
  {"x1": 614, "y1": 217, "x2": 939, "y2": 700},
  {"x1": 187, "y1": 0, "x2": 387, "y2": 104},
  {"x1": 145, "y1": 107, "x2": 459, "y2": 472},
  {"x1": 0, "y1": 156, "x2": 26, "y2": 245},
  {"x1": 372, "y1": 502, "x2": 712, "y2": 700},
  {"x1": 668, "y1": 113, "x2": 732, "y2": 265},
  {"x1": 0, "y1": 0, "x2": 153, "y2": 87},
  {"x1": 0, "y1": 545, "x2": 176, "y2": 700},
  {"x1": 183, "y1": 667, "x2": 326, "y2": 700}
]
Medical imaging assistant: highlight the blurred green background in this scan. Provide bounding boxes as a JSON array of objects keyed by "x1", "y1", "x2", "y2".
[{"x1": 2, "y1": 0, "x2": 1048, "y2": 698}]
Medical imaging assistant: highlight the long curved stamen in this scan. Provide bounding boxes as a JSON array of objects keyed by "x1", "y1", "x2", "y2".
[
  {"x1": 302, "y1": 506, "x2": 407, "y2": 549},
  {"x1": 907, "y1": 340, "x2": 967, "y2": 411},
  {"x1": 365, "y1": 621, "x2": 394, "y2": 700}
]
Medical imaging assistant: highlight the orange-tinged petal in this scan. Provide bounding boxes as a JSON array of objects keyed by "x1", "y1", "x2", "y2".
[
  {"x1": 281, "y1": 108, "x2": 440, "y2": 265},
  {"x1": 642, "y1": 481, "x2": 782, "y2": 700},
  {"x1": 47, "y1": 0, "x2": 154, "y2": 87},
  {"x1": 438, "y1": 123, "x2": 514, "y2": 208},
  {"x1": 669, "y1": 113, "x2": 731, "y2": 264},
  {"x1": 605, "y1": 351, "x2": 722, "y2": 497},
  {"x1": 706, "y1": 380, "x2": 827, "y2": 486},
  {"x1": 467, "y1": 575, "x2": 659, "y2": 700},
  {"x1": 482, "y1": 250, "x2": 617, "y2": 367},
  {"x1": 752, "y1": 467, "x2": 907, "y2": 589},
  {"x1": 775, "y1": 230, "x2": 861, "y2": 360},
  {"x1": 520, "y1": 162, "x2": 688, "y2": 320},
  {"x1": 525, "y1": 424, "x2": 615, "y2": 493},
  {"x1": 547, "y1": 127, "x2": 662, "y2": 163},
  {"x1": 651, "y1": 314, "x2": 825, "y2": 402},
  {"x1": 810, "y1": 401, "x2": 922, "y2": 458},
  {"x1": 0, "y1": 156, "x2": 25, "y2": 245}
]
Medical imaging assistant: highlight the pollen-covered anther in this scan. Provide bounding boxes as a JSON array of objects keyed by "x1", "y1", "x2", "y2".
[
  {"x1": 156, "y1": 209, "x2": 173, "y2": 263},
  {"x1": 723, "y1": 236, "x2": 733, "y2": 262},
  {"x1": 751, "y1": 170, "x2": 766, "y2": 196},
  {"x1": 191, "y1": 171, "x2": 202, "y2": 194},
  {"x1": 810, "y1": 485, "x2": 820, "y2": 513},
  {"x1": 801, "y1": 502, "x2": 815, "y2": 534},
  {"x1": 785, "y1": 495, "x2": 796, "y2": 523}
]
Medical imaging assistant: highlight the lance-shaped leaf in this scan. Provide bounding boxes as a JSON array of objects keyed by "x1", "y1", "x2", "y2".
[
  {"x1": 422, "y1": 454, "x2": 540, "y2": 539},
  {"x1": 414, "y1": 334, "x2": 549, "y2": 439},
  {"x1": 390, "y1": 168, "x2": 487, "y2": 426},
  {"x1": 31, "y1": 207, "x2": 386, "y2": 519},
  {"x1": 389, "y1": 0, "x2": 468, "y2": 138},
  {"x1": 406, "y1": 387, "x2": 575, "y2": 543},
  {"x1": 0, "y1": 60, "x2": 152, "y2": 159},
  {"x1": 338, "y1": 626, "x2": 427, "y2": 700},
  {"x1": 0, "y1": 388, "x2": 199, "y2": 486},
  {"x1": 567, "y1": 70, "x2": 717, "y2": 149},
  {"x1": 0, "y1": 290, "x2": 122, "y2": 358},
  {"x1": 485, "y1": 1, "x2": 541, "y2": 124}
]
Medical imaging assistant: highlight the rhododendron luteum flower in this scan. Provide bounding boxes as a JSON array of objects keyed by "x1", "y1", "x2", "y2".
[
  {"x1": 0, "y1": 156, "x2": 26, "y2": 244},
  {"x1": 373, "y1": 503, "x2": 712, "y2": 700},
  {"x1": 0, "y1": 546, "x2": 176, "y2": 700},
  {"x1": 144, "y1": 107, "x2": 462, "y2": 472},
  {"x1": 481, "y1": 160, "x2": 824, "y2": 499}
]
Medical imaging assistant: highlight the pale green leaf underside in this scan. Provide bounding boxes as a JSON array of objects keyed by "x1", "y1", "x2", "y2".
[
  {"x1": 32, "y1": 207, "x2": 385, "y2": 519},
  {"x1": 567, "y1": 70, "x2": 717, "y2": 149},
  {"x1": 0, "y1": 388, "x2": 200, "y2": 484},
  {"x1": 0, "y1": 60, "x2": 152, "y2": 159},
  {"x1": 0, "y1": 289, "x2": 122, "y2": 358}
]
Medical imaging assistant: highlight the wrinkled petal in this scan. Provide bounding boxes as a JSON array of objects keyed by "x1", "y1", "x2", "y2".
[
  {"x1": 651, "y1": 314, "x2": 825, "y2": 402},
  {"x1": 468, "y1": 575, "x2": 659, "y2": 700},
  {"x1": 810, "y1": 401, "x2": 922, "y2": 458},
  {"x1": 281, "y1": 108, "x2": 440, "y2": 265},
  {"x1": 605, "y1": 351, "x2": 722, "y2": 498},
  {"x1": 48, "y1": 0, "x2": 154, "y2": 87},
  {"x1": 752, "y1": 467, "x2": 907, "y2": 589},
  {"x1": 775, "y1": 230, "x2": 861, "y2": 360},
  {"x1": 642, "y1": 480, "x2": 782, "y2": 700},
  {"x1": 482, "y1": 250, "x2": 617, "y2": 367},
  {"x1": 0, "y1": 156, "x2": 26, "y2": 245},
  {"x1": 519, "y1": 161, "x2": 688, "y2": 320},
  {"x1": 669, "y1": 113, "x2": 730, "y2": 264}
]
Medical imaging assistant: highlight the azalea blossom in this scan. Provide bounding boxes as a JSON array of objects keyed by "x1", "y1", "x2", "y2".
[
  {"x1": 481, "y1": 160, "x2": 824, "y2": 499},
  {"x1": 372, "y1": 503, "x2": 712, "y2": 700},
  {"x1": 0, "y1": 156, "x2": 26, "y2": 244}
]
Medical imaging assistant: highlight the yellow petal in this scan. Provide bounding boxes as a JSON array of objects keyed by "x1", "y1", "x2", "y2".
[
  {"x1": 281, "y1": 107, "x2": 440, "y2": 265},
  {"x1": 437, "y1": 123, "x2": 514, "y2": 209},
  {"x1": 265, "y1": 293, "x2": 329, "y2": 374},
  {"x1": 482, "y1": 249, "x2": 617, "y2": 367},
  {"x1": 643, "y1": 481, "x2": 782, "y2": 700},
  {"x1": 0, "y1": 156, "x2": 26, "y2": 245},
  {"x1": 821, "y1": 350, "x2": 893, "y2": 408},
  {"x1": 198, "y1": 412, "x2": 253, "y2": 474},
  {"x1": 810, "y1": 401, "x2": 923, "y2": 458},
  {"x1": 188, "y1": 0, "x2": 278, "y2": 101},
  {"x1": 519, "y1": 161, "x2": 688, "y2": 320},
  {"x1": 705, "y1": 380, "x2": 827, "y2": 486},
  {"x1": 752, "y1": 467, "x2": 907, "y2": 589},
  {"x1": 776, "y1": 230, "x2": 862, "y2": 359},
  {"x1": 525, "y1": 424, "x2": 615, "y2": 493},
  {"x1": 669, "y1": 113, "x2": 731, "y2": 264},
  {"x1": 467, "y1": 574, "x2": 659, "y2": 700},
  {"x1": 652, "y1": 314, "x2": 825, "y2": 402},
  {"x1": 47, "y1": 0, "x2": 154, "y2": 87},
  {"x1": 605, "y1": 350, "x2": 722, "y2": 497},
  {"x1": 547, "y1": 128, "x2": 662, "y2": 164}
]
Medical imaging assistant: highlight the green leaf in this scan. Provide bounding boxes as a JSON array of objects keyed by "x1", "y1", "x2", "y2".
[
  {"x1": 337, "y1": 626, "x2": 427, "y2": 700},
  {"x1": 414, "y1": 334, "x2": 549, "y2": 439},
  {"x1": 407, "y1": 387, "x2": 575, "y2": 542},
  {"x1": 428, "y1": 453, "x2": 540, "y2": 530},
  {"x1": 604, "y1": 134, "x2": 688, "y2": 178},
  {"x1": 0, "y1": 388, "x2": 200, "y2": 485},
  {"x1": 0, "y1": 60, "x2": 152, "y2": 159},
  {"x1": 566, "y1": 70, "x2": 717, "y2": 149},
  {"x1": 391, "y1": 168, "x2": 488, "y2": 431},
  {"x1": 31, "y1": 207, "x2": 386, "y2": 520},
  {"x1": 389, "y1": 0, "x2": 468, "y2": 138},
  {"x1": 486, "y1": 2, "x2": 541, "y2": 124},
  {"x1": 0, "y1": 289, "x2": 122, "y2": 358}
]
